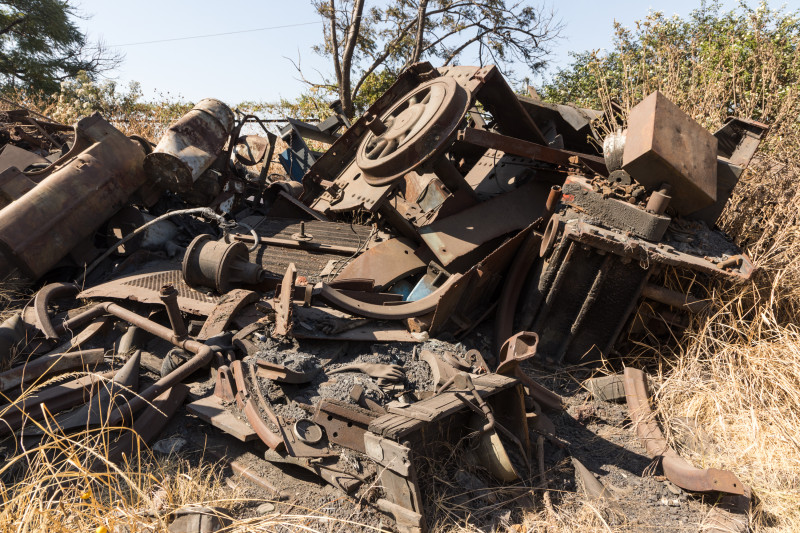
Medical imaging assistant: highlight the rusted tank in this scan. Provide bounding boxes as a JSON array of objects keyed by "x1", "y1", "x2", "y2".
[
  {"x1": 144, "y1": 98, "x2": 234, "y2": 193},
  {"x1": 0, "y1": 114, "x2": 147, "y2": 281}
]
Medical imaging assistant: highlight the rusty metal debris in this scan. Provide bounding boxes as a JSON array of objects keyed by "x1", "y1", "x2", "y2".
[
  {"x1": 0, "y1": 63, "x2": 765, "y2": 532},
  {"x1": 623, "y1": 367, "x2": 745, "y2": 495}
]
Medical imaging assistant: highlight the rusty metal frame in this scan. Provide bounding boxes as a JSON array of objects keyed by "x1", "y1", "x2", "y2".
[
  {"x1": 563, "y1": 220, "x2": 754, "y2": 281},
  {"x1": 457, "y1": 127, "x2": 607, "y2": 175}
]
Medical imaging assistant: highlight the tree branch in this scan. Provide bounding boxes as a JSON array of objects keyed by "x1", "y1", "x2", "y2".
[
  {"x1": 0, "y1": 16, "x2": 27, "y2": 37},
  {"x1": 410, "y1": 0, "x2": 429, "y2": 64}
]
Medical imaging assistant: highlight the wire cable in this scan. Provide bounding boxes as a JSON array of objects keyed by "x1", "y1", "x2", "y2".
[{"x1": 110, "y1": 21, "x2": 322, "y2": 47}]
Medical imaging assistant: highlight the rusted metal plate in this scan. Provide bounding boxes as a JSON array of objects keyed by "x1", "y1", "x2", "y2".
[
  {"x1": 462, "y1": 149, "x2": 549, "y2": 201},
  {"x1": 334, "y1": 237, "x2": 426, "y2": 290},
  {"x1": 313, "y1": 398, "x2": 379, "y2": 453},
  {"x1": 0, "y1": 144, "x2": 49, "y2": 173},
  {"x1": 418, "y1": 180, "x2": 550, "y2": 268},
  {"x1": 238, "y1": 216, "x2": 373, "y2": 250},
  {"x1": 311, "y1": 159, "x2": 395, "y2": 214},
  {"x1": 292, "y1": 305, "x2": 426, "y2": 343},
  {"x1": 622, "y1": 91, "x2": 718, "y2": 215},
  {"x1": 197, "y1": 290, "x2": 257, "y2": 341},
  {"x1": 186, "y1": 394, "x2": 258, "y2": 442},
  {"x1": 623, "y1": 368, "x2": 744, "y2": 495},
  {"x1": 78, "y1": 270, "x2": 221, "y2": 316},
  {"x1": 235, "y1": 215, "x2": 373, "y2": 282}
]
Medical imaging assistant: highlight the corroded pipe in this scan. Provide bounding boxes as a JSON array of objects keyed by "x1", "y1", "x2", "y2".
[{"x1": 159, "y1": 284, "x2": 188, "y2": 339}]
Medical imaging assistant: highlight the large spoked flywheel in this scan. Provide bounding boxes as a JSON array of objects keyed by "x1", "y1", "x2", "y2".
[{"x1": 356, "y1": 77, "x2": 469, "y2": 186}]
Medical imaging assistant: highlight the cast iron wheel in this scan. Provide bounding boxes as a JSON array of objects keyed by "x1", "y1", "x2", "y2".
[{"x1": 356, "y1": 76, "x2": 469, "y2": 186}]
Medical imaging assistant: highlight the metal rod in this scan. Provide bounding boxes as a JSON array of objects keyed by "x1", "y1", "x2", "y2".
[{"x1": 159, "y1": 285, "x2": 188, "y2": 339}]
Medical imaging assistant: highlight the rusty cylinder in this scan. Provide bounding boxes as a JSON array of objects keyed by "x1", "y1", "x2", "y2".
[
  {"x1": 144, "y1": 98, "x2": 234, "y2": 193},
  {"x1": 0, "y1": 114, "x2": 147, "y2": 281}
]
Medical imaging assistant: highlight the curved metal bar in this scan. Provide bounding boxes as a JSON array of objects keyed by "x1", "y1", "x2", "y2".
[
  {"x1": 623, "y1": 368, "x2": 744, "y2": 495},
  {"x1": 496, "y1": 331, "x2": 538, "y2": 374},
  {"x1": 34, "y1": 282, "x2": 80, "y2": 339},
  {"x1": 231, "y1": 360, "x2": 284, "y2": 450},
  {"x1": 494, "y1": 232, "x2": 542, "y2": 355},
  {"x1": 318, "y1": 274, "x2": 462, "y2": 320}
]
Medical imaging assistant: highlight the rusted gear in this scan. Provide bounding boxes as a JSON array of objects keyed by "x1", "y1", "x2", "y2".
[{"x1": 356, "y1": 77, "x2": 469, "y2": 186}]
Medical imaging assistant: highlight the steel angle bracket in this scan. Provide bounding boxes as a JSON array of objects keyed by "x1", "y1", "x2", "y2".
[{"x1": 623, "y1": 367, "x2": 744, "y2": 495}]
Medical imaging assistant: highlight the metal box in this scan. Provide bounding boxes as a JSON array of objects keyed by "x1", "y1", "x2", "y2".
[{"x1": 622, "y1": 91, "x2": 718, "y2": 215}]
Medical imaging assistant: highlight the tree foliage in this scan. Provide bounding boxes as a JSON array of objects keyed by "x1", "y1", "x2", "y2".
[
  {"x1": 539, "y1": 1, "x2": 800, "y2": 131},
  {"x1": 0, "y1": 0, "x2": 122, "y2": 94},
  {"x1": 311, "y1": 0, "x2": 562, "y2": 117}
]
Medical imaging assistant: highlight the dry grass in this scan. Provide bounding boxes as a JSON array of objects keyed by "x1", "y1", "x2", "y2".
[
  {"x1": 648, "y1": 160, "x2": 800, "y2": 532},
  {"x1": 0, "y1": 378, "x2": 385, "y2": 531},
  {"x1": 578, "y1": 6, "x2": 800, "y2": 532}
]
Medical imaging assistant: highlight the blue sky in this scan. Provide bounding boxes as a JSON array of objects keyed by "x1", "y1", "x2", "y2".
[{"x1": 74, "y1": 0, "x2": 797, "y2": 105}]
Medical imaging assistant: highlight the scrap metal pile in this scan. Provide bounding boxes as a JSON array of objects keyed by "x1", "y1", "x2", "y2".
[{"x1": 0, "y1": 63, "x2": 768, "y2": 531}]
